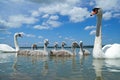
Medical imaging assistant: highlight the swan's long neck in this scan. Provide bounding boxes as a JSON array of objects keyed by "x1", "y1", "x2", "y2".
[
  {"x1": 93, "y1": 13, "x2": 104, "y2": 58},
  {"x1": 14, "y1": 35, "x2": 19, "y2": 51},
  {"x1": 80, "y1": 44, "x2": 84, "y2": 55},
  {"x1": 44, "y1": 44, "x2": 47, "y2": 52},
  {"x1": 72, "y1": 47, "x2": 76, "y2": 55},
  {"x1": 54, "y1": 46, "x2": 57, "y2": 50}
]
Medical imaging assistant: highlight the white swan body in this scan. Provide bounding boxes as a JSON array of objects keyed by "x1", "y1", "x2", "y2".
[
  {"x1": 0, "y1": 44, "x2": 15, "y2": 51},
  {"x1": 91, "y1": 8, "x2": 120, "y2": 58},
  {"x1": 103, "y1": 44, "x2": 120, "y2": 58}
]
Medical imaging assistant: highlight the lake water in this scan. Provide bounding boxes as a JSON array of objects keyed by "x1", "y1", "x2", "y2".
[{"x1": 0, "y1": 48, "x2": 120, "y2": 80}]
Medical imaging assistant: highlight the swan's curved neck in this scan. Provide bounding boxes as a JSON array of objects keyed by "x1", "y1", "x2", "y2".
[
  {"x1": 44, "y1": 44, "x2": 47, "y2": 51},
  {"x1": 72, "y1": 47, "x2": 76, "y2": 55},
  {"x1": 93, "y1": 14, "x2": 104, "y2": 58},
  {"x1": 62, "y1": 46, "x2": 64, "y2": 50},
  {"x1": 14, "y1": 35, "x2": 19, "y2": 51},
  {"x1": 54, "y1": 46, "x2": 57, "y2": 50},
  {"x1": 80, "y1": 44, "x2": 84, "y2": 55}
]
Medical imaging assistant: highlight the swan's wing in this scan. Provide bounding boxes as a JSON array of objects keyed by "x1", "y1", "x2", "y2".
[
  {"x1": 0, "y1": 44, "x2": 15, "y2": 51},
  {"x1": 102, "y1": 44, "x2": 112, "y2": 53}
]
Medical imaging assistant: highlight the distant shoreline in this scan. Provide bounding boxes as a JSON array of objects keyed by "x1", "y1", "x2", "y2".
[
  {"x1": 17, "y1": 45, "x2": 93, "y2": 48},
  {"x1": 17, "y1": 45, "x2": 105, "y2": 48}
]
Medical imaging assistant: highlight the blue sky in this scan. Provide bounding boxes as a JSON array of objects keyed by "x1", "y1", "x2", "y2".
[{"x1": 0, "y1": 0, "x2": 120, "y2": 47}]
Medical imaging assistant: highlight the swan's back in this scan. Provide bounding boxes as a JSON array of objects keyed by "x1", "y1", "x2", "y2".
[
  {"x1": 102, "y1": 44, "x2": 112, "y2": 53},
  {"x1": 0, "y1": 44, "x2": 15, "y2": 51},
  {"x1": 17, "y1": 50, "x2": 48, "y2": 56},
  {"x1": 50, "y1": 49, "x2": 73, "y2": 57},
  {"x1": 105, "y1": 44, "x2": 120, "y2": 58}
]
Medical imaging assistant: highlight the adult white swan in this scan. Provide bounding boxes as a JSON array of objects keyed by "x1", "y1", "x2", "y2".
[
  {"x1": 0, "y1": 32, "x2": 23, "y2": 52},
  {"x1": 91, "y1": 8, "x2": 120, "y2": 58}
]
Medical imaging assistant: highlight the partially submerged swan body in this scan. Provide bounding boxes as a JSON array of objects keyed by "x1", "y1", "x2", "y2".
[
  {"x1": 0, "y1": 44, "x2": 15, "y2": 52},
  {"x1": 50, "y1": 49, "x2": 73, "y2": 57},
  {"x1": 91, "y1": 8, "x2": 120, "y2": 58},
  {"x1": 17, "y1": 50, "x2": 48, "y2": 56}
]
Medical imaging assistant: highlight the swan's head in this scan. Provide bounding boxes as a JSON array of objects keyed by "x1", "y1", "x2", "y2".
[
  {"x1": 90, "y1": 8, "x2": 102, "y2": 16},
  {"x1": 54, "y1": 42, "x2": 58, "y2": 47},
  {"x1": 79, "y1": 41, "x2": 83, "y2": 48},
  {"x1": 62, "y1": 41, "x2": 66, "y2": 47},
  {"x1": 72, "y1": 41, "x2": 79, "y2": 48},
  {"x1": 14, "y1": 32, "x2": 23, "y2": 38},
  {"x1": 44, "y1": 39, "x2": 49, "y2": 46}
]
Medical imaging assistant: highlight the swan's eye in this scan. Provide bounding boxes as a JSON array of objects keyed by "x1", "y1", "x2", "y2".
[
  {"x1": 92, "y1": 8, "x2": 99, "y2": 14},
  {"x1": 18, "y1": 34, "x2": 22, "y2": 37}
]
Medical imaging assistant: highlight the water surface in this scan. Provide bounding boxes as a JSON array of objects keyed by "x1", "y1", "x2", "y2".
[{"x1": 0, "y1": 48, "x2": 120, "y2": 80}]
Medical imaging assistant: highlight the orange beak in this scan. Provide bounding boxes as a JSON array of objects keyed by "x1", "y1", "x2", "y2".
[{"x1": 90, "y1": 11, "x2": 97, "y2": 16}]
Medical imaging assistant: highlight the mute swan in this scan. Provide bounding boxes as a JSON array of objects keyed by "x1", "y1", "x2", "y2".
[
  {"x1": 0, "y1": 32, "x2": 23, "y2": 52},
  {"x1": 18, "y1": 39, "x2": 49, "y2": 56},
  {"x1": 0, "y1": 44, "x2": 15, "y2": 52},
  {"x1": 91, "y1": 8, "x2": 120, "y2": 58},
  {"x1": 0, "y1": 33, "x2": 23, "y2": 52},
  {"x1": 49, "y1": 41, "x2": 73, "y2": 56},
  {"x1": 79, "y1": 41, "x2": 90, "y2": 55}
]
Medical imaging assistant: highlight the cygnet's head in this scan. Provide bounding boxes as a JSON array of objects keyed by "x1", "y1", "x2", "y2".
[
  {"x1": 54, "y1": 42, "x2": 58, "y2": 47},
  {"x1": 44, "y1": 39, "x2": 49, "y2": 46},
  {"x1": 79, "y1": 41, "x2": 83, "y2": 47},
  {"x1": 62, "y1": 41, "x2": 66, "y2": 46},
  {"x1": 72, "y1": 41, "x2": 79, "y2": 48}
]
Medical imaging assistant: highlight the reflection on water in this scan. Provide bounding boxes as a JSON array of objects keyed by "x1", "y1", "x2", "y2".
[
  {"x1": 0, "y1": 48, "x2": 120, "y2": 80},
  {"x1": 92, "y1": 59, "x2": 104, "y2": 80}
]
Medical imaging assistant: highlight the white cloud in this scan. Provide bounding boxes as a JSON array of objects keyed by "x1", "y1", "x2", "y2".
[
  {"x1": 90, "y1": 30, "x2": 96, "y2": 35},
  {"x1": 46, "y1": 20, "x2": 62, "y2": 28},
  {"x1": 68, "y1": 7, "x2": 90, "y2": 22},
  {"x1": 58, "y1": 36, "x2": 62, "y2": 38},
  {"x1": 38, "y1": 36, "x2": 43, "y2": 39},
  {"x1": 34, "y1": 25, "x2": 49, "y2": 30},
  {"x1": 34, "y1": 15, "x2": 62, "y2": 30},
  {"x1": 93, "y1": 0, "x2": 120, "y2": 20},
  {"x1": 0, "y1": 15, "x2": 38, "y2": 28},
  {"x1": 22, "y1": 32, "x2": 36, "y2": 38},
  {"x1": 95, "y1": 0, "x2": 120, "y2": 11},
  {"x1": 0, "y1": 0, "x2": 91, "y2": 30},
  {"x1": 49, "y1": 15, "x2": 59, "y2": 20},
  {"x1": 32, "y1": 1, "x2": 90, "y2": 23},
  {"x1": 84, "y1": 25, "x2": 96, "y2": 30},
  {"x1": 42, "y1": 14, "x2": 49, "y2": 18},
  {"x1": 103, "y1": 12, "x2": 112, "y2": 20},
  {"x1": 31, "y1": 11, "x2": 40, "y2": 17},
  {"x1": 113, "y1": 13, "x2": 120, "y2": 18}
]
